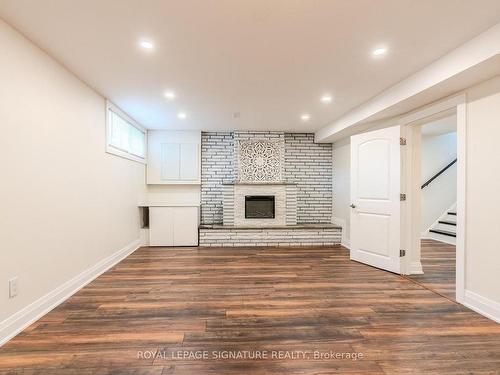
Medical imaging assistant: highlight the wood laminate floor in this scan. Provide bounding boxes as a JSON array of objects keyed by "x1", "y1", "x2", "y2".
[
  {"x1": 409, "y1": 239, "x2": 456, "y2": 300},
  {"x1": 1, "y1": 245, "x2": 499, "y2": 375}
]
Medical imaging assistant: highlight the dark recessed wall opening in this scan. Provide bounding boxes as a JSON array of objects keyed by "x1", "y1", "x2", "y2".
[{"x1": 245, "y1": 195, "x2": 275, "y2": 219}]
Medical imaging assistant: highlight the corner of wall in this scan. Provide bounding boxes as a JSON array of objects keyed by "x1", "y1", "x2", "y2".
[{"x1": 332, "y1": 216, "x2": 349, "y2": 249}]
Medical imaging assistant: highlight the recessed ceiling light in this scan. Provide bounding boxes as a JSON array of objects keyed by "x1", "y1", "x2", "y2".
[
  {"x1": 139, "y1": 39, "x2": 154, "y2": 50},
  {"x1": 372, "y1": 47, "x2": 388, "y2": 57},
  {"x1": 321, "y1": 94, "x2": 333, "y2": 103},
  {"x1": 178, "y1": 112, "x2": 187, "y2": 119},
  {"x1": 164, "y1": 91, "x2": 176, "y2": 100},
  {"x1": 301, "y1": 114, "x2": 310, "y2": 121}
]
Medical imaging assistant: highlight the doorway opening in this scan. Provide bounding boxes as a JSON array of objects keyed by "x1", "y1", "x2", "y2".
[
  {"x1": 399, "y1": 94, "x2": 466, "y2": 303},
  {"x1": 350, "y1": 95, "x2": 467, "y2": 303},
  {"x1": 408, "y1": 115, "x2": 458, "y2": 301}
]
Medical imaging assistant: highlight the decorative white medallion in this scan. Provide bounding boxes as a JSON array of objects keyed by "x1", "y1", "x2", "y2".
[{"x1": 237, "y1": 139, "x2": 284, "y2": 183}]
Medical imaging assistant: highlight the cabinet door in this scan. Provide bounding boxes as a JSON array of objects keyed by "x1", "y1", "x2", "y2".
[
  {"x1": 179, "y1": 143, "x2": 199, "y2": 181},
  {"x1": 173, "y1": 207, "x2": 199, "y2": 246},
  {"x1": 149, "y1": 207, "x2": 174, "y2": 246},
  {"x1": 161, "y1": 143, "x2": 180, "y2": 181}
]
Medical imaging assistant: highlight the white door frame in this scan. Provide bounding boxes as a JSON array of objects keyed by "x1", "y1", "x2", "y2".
[{"x1": 398, "y1": 94, "x2": 466, "y2": 303}]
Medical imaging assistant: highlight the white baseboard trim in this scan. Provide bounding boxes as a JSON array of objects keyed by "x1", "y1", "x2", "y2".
[
  {"x1": 0, "y1": 239, "x2": 141, "y2": 347},
  {"x1": 410, "y1": 261, "x2": 423, "y2": 274},
  {"x1": 340, "y1": 240, "x2": 350, "y2": 250},
  {"x1": 463, "y1": 290, "x2": 500, "y2": 324}
]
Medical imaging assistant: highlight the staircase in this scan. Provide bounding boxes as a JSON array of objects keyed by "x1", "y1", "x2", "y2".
[
  {"x1": 421, "y1": 158, "x2": 457, "y2": 245},
  {"x1": 427, "y1": 210, "x2": 456, "y2": 245}
]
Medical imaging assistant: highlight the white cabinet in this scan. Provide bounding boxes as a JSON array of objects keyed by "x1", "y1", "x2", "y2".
[
  {"x1": 179, "y1": 143, "x2": 199, "y2": 180},
  {"x1": 161, "y1": 143, "x2": 181, "y2": 181},
  {"x1": 149, "y1": 207, "x2": 175, "y2": 246},
  {"x1": 149, "y1": 206, "x2": 199, "y2": 246},
  {"x1": 172, "y1": 206, "x2": 199, "y2": 245},
  {"x1": 147, "y1": 130, "x2": 201, "y2": 184}
]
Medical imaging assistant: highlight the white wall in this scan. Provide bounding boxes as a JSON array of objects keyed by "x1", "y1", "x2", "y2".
[
  {"x1": 332, "y1": 140, "x2": 351, "y2": 246},
  {"x1": 0, "y1": 19, "x2": 146, "y2": 329},
  {"x1": 464, "y1": 75, "x2": 500, "y2": 307},
  {"x1": 421, "y1": 131, "x2": 457, "y2": 232}
]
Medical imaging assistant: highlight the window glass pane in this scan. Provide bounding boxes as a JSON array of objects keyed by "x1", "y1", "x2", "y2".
[
  {"x1": 129, "y1": 125, "x2": 145, "y2": 157},
  {"x1": 118, "y1": 115, "x2": 130, "y2": 151},
  {"x1": 107, "y1": 108, "x2": 145, "y2": 159}
]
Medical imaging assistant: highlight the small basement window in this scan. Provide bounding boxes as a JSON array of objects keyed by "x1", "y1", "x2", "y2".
[{"x1": 106, "y1": 101, "x2": 146, "y2": 163}]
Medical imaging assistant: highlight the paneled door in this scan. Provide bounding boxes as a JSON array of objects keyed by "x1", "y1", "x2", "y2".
[{"x1": 350, "y1": 126, "x2": 401, "y2": 273}]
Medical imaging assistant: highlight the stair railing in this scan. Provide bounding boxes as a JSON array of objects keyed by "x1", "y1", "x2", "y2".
[{"x1": 421, "y1": 158, "x2": 457, "y2": 189}]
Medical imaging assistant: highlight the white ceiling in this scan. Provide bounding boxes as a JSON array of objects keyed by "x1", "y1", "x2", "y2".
[
  {"x1": 421, "y1": 115, "x2": 457, "y2": 136},
  {"x1": 1, "y1": 0, "x2": 500, "y2": 132}
]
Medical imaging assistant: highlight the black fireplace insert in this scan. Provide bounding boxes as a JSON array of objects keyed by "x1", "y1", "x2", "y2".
[{"x1": 245, "y1": 195, "x2": 275, "y2": 219}]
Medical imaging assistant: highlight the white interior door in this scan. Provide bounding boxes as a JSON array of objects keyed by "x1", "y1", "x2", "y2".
[{"x1": 350, "y1": 126, "x2": 401, "y2": 273}]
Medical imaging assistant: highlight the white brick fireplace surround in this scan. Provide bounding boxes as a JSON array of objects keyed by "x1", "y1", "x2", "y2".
[
  {"x1": 222, "y1": 183, "x2": 297, "y2": 227},
  {"x1": 199, "y1": 225, "x2": 341, "y2": 247},
  {"x1": 199, "y1": 131, "x2": 340, "y2": 247}
]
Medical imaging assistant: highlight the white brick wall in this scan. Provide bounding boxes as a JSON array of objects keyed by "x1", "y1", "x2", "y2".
[
  {"x1": 201, "y1": 131, "x2": 332, "y2": 225},
  {"x1": 199, "y1": 226, "x2": 341, "y2": 247},
  {"x1": 201, "y1": 132, "x2": 234, "y2": 224},
  {"x1": 284, "y1": 133, "x2": 332, "y2": 223},
  {"x1": 286, "y1": 184, "x2": 298, "y2": 225}
]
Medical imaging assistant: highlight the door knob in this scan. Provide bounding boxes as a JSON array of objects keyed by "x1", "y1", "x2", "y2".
[{"x1": 350, "y1": 204, "x2": 356, "y2": 208}]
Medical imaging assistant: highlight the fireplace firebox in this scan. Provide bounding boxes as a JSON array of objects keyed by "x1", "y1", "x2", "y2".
[{"x1": 245, "y1": 195, "x2": 275, "y2": 219}]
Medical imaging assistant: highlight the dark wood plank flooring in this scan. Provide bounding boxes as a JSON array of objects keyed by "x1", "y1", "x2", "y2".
[
  {"x1": 1, "y1": 245, "x2": 499, "y2": 374},
  {"x1": 409, "y1": 239, "x2": 456, "y2": 300}
]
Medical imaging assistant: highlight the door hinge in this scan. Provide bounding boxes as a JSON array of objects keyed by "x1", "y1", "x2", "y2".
[
  {"x1": 400, "y1": 249, "x2": 406, "y2": 257},
  {"x1": 400, "y1": 193, "x2": 406, "y2": 201},
  {"x1": 400, "y1": 137, "x2": 407, "y2": 145}
]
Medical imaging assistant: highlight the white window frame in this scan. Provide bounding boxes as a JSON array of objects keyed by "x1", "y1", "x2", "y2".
[{"x1": 105, "y1": 100, "x2": 147, "y2": 164}]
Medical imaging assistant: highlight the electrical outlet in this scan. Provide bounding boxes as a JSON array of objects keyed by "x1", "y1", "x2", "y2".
[{"x1": 9, "y1": 277, "x2": 18, "y2": 298}]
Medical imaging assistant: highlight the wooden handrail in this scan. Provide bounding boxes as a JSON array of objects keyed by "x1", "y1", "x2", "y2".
[{"x1": 421, "y1": 158, "x2": 457, "y2": 189}]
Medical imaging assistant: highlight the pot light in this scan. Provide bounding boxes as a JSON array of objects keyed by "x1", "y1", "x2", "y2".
[
  {"x1": 321, "y1": 94, "x2": 333, "y2": 103},
  {"x1": 301, "y1": 114, "x2": 310, "y2": 121},
  {"x1": 164, "y1": 91, "x2": 176, "y2": 100},
  {"x1": 178, "y1": 112, "x2": 187, "y2": 119},
  {"x1": 139, "y1": 39, "x2": 154, "y2": 50},
  {"x1": 372, "y1": 47, "x2": 388, "y2": 57}
]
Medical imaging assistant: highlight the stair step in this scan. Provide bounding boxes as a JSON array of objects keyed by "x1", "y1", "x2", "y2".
[
  {"x1": 439, "y1": 220, "x2": 457, "y2": 226},
  {"x1": 448, "y1": 212, "x2": 457, "y2": 216},
  {"x1": 429, "y1": 229, "x2": 456, "y2": 237}
]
